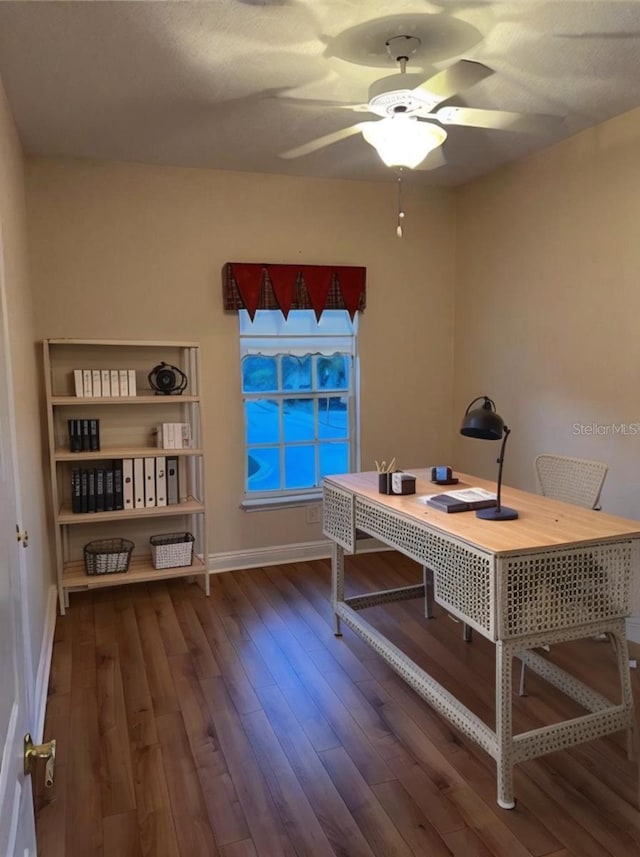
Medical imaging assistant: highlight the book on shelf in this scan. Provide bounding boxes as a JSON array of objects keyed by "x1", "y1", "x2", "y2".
[
  {"x1": 67, "y1": 418, "x2": 81, "y2": 452},
  {"x1": 89, "y1": 418, "x2": 100, "y2": 451},
  {"x1": 80, "y1": 418, "x2": 90, "y2": 451},
  {"x1": 95, "y1": 468, "x2": 105, "y2": 513},
  {"x1": 71, "y1": 467, "x2": 82, "y2": 513},
  {"x1": 80, "y1": 469, "x2": 89, "y2": 512},
  {"x1": 425, "y1": 487, "x2": 497, "y2": 514},
  {"x1": 104, "y1": 468, "x2": 115, "y2": 511},
  {"x1": 87, "y1": 469, "x2": 96, "y2": 513},
  {"x1": 113, "y1": 459, "x2": 124, "y2": 510}
]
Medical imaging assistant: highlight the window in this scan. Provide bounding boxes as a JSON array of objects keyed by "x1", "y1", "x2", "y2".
[{"x1": 239, "y1": 309, "x2": 359, "y2": 506}]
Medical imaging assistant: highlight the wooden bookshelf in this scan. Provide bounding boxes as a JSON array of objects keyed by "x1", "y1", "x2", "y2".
[{"x1": 43, "y1": 339, "x2": 210, "y2": 613}]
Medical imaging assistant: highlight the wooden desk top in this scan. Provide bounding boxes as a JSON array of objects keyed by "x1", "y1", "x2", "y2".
[{"x1": 324, "y1": 469, "x2": 640, "y2": 555}]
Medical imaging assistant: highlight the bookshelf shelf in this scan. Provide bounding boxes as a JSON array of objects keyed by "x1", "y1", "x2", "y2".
[
  {"x1": 54, "y1": 446, "x2": 204, "y2": 461},
  {"x1": 43, "y1": 339, "x2": 210, "y2": 614},
  {"x1": 62, "y1": 554, "x2": 208, "y2": 589},
  {"x1": 50, "y1": 395, "x2": 200, "y2": 406},
  {"x1": 55, "y1": 498, "x2": 205, "y2": 525}
]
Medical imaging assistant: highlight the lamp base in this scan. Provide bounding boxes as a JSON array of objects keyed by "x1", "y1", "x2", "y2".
[{"x1": 476, "y1": 506, "x2": 519, "y2": 521}]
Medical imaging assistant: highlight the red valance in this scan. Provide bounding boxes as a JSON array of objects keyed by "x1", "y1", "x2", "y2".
[{"x1": 223, "y1": 262, "x2": 366, "y2": 321}]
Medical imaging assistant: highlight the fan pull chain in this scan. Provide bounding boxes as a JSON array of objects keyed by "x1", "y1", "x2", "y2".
[{"x1": 396, "y1": 171, "x2": 406, "y2": 238}]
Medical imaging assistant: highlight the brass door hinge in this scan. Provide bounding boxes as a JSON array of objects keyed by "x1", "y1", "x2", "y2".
[
  {"x1": 24, "y1": 734, "x2": 56, "y2": 788},
  {"x1": 16, "y1": 525, "x2": 29, "y2": 547}
]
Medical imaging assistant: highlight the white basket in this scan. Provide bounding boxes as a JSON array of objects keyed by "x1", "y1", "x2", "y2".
[{"x1": 150, "y1": 532, "x2": 194, "y2": 570}]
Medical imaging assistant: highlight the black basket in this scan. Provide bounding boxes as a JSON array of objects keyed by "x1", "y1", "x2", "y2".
[
  {"x1": 84, "y1": 538, "x2": 134, "y2": 575},
  {"x1": 150, "y1": 532, "x2": 195, "y2": 569}
]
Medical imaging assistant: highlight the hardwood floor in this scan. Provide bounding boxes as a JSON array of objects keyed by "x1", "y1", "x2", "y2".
[{"x1": 35, "y1": 552, "x2": 640, "y2": 856}]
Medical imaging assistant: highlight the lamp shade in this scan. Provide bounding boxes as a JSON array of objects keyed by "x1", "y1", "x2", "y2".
[
  {"x1": 460, "y1": 396, "x2": 504, "y2": 440},
  {"x1": 361, "y1": 117, "x2": 447, "y2": 169}
]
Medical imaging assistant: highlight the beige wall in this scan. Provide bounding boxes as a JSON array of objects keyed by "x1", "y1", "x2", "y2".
[
  {"x1": 26, "y1": 159, "x2": 456, "y2": 555},
  {"x1": 454, "y1": 105, "x2": 640, "y2": 514},
  {"x1": 0, "y1": 78, "x2": 52, "y2": 699},
  {"x1": 453, "y1": 106, "x2": 640, "y2": 627}
]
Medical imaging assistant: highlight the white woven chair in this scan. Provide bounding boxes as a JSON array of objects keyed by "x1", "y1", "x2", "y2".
[
  {"x1": 519, "y1": 453, "x2": 609, "y2": 695},
  {"x1": 534, "y1": 454, "x2": 608, "y2": 510}
]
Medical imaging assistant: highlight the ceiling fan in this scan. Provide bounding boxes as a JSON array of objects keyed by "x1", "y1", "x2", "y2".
[{"x1": 279, "y1": 35, "x2": 560, "y2": 170}]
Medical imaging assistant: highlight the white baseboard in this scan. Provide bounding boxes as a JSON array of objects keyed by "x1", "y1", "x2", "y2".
[
  {"x1": 626, "y1": 616, "x2": 640, "y2": 644},
  {"x1": 33, "y1": 584, "x2": 57, "y2": 742},
  {"x1": 208, "y1": 536, "x2": 389, "y2": 574}
]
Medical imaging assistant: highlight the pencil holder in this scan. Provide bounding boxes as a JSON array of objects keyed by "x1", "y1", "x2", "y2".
[{"x1": 378, "y1": 473, "x2": 391, "y2": 494}]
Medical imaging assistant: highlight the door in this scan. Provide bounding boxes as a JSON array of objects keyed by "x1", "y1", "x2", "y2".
[{"x1": 0, "y1": 229, "x2": 37, "y2": 855}]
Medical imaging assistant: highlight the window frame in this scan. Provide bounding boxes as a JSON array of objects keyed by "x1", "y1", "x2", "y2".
[{"x1": 238, "y1": 310, "x2": 360, "y2": 509}]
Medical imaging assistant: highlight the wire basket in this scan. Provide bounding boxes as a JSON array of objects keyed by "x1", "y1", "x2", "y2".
[
  {"x1": 84, "y1": 538, "x2": 134, "y2": 575},
  {"x1": 150, "y1": 532, "x2": 195, "y2": 570}
]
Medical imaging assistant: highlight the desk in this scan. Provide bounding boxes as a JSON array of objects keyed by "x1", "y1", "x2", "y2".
[{"x1": 323, "y1": 469, "x2": 640, "y2": 809}]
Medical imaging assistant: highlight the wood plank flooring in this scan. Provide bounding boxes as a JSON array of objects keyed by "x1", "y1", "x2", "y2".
[{"x1": 35, "y1": 552, "x2": 640, "y2": 856}]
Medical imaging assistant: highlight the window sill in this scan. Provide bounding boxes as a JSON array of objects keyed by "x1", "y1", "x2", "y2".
[{"x1": 241, "y1": 492, "x2": 323, "y2": 512}]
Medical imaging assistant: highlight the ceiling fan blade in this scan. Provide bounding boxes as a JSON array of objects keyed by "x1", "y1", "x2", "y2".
[
  {"x1": 279, "y1": 123, "x2": 368, "y2": 159},
  {"x1": 434, "y1": 105, "x2": 563, "y2": 132},
  {"x1": 413, "y1": 147, "x2": 447, "y2": 171},
  {"x1": 271, "y1": 95, "x2": 370, "y2": 112},
  {"x1": 412, "y1": 60, "x2": 493, "y2": 102}
]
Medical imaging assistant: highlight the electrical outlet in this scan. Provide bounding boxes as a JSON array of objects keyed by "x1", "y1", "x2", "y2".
[{"x1": 305, "y1": 504, "x2": 322, "y2": 524}]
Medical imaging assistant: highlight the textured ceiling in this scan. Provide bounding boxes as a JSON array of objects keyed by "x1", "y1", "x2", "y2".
[{"x1": 0, "y1": 1, "x2": 639, "y2": 186}]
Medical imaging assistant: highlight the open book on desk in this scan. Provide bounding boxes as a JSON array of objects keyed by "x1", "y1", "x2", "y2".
[{"x1": 424, "y1": 487, "x2": 497, "y2": 513}]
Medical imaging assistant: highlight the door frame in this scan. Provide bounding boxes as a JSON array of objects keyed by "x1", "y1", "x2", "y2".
[{"x1": 0, "y1": 223, "x2": 38, "y2": 856}]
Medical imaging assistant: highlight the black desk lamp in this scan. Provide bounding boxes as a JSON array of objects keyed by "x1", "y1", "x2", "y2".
[{"x1": 460, "y1": 396, "x2": 519, "y2": 521}]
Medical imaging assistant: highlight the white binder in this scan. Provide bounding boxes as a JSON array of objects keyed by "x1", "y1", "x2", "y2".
[
  {"x1": 110, "y1": 369, "x2": 120, "y2": 397},
  {"x1": 123, "y1": 458, "x2": 134, "y2": 509},
  {"x1": 91, "y1": 369, "x2": 102, "y2": 397},
  {"x1": 119, "y1": 369, "x2": 129, "y2": 397},
  {"x1": 144, "y1": 457, "x2": 156, "y2": 507},
  {"x1": 100, "y1": 369, "x2": 111, "y2": 397},
  {"x1": 155, "y1": 456, "x2": 167, "y2": 506},
  {"x1": 82, "y1": 369, "x2": 93, "y2": 397},
  {"x1": 73, "y1": 369, "x2": 84, "y2": 397},
  {"x1": 133, "y1": 457, "x2": 145, "y2": 508}
]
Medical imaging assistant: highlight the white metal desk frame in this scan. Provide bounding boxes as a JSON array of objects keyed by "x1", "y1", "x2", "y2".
[{"x1": 323, "y1": 471, "x2": 638, "y2": 809}]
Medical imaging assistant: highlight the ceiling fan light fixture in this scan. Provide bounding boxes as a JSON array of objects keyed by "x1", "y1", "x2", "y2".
[{"x1": 361, "y1": 117, "x2": 447, "y2": 169}]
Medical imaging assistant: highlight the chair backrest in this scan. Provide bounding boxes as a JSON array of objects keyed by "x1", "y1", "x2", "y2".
[{"x1": 534, "y1": 454, "x2": 608, "y2": 510}]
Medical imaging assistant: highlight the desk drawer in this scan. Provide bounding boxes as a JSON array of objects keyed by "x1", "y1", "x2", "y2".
[
  {"x1": 499, "y1": 540, "x2": 636, "y2": 640},
  {"x1": 354, "y1": 497, "x2": 496, "y2": 638}
]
